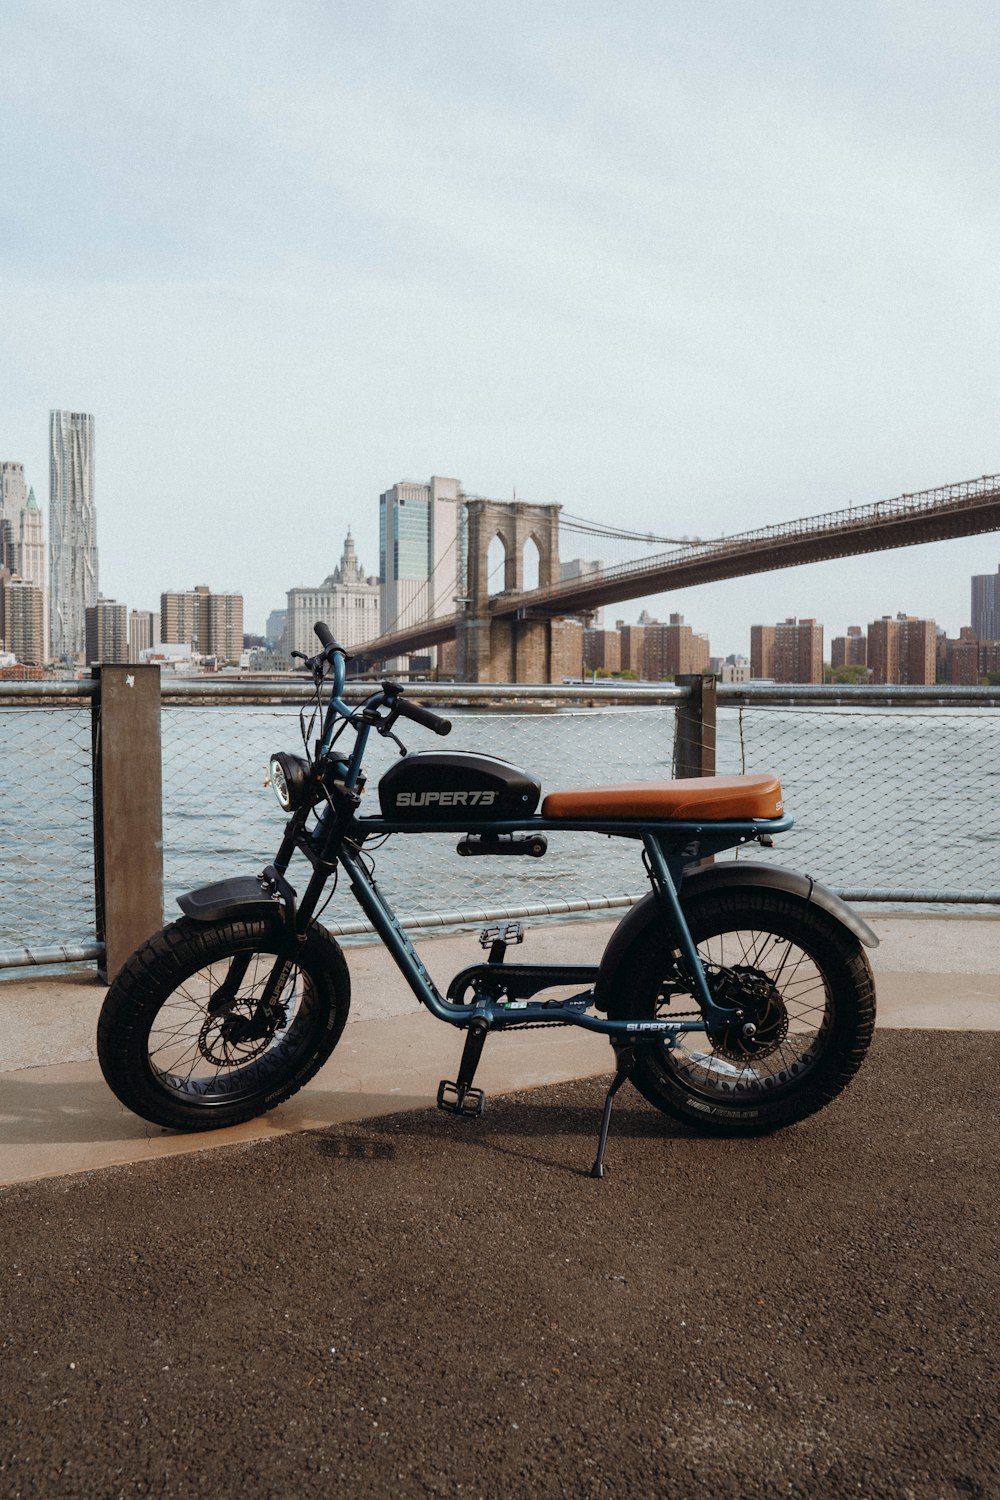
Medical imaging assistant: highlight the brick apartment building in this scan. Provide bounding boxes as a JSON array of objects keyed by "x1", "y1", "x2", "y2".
[
  {"x1": 161, "y1": 584, "x2": 244, "y2": 664},
  {"x1": 0, "y1": 573, "x2": 45, "y2": 665},
  {"x1": 867, "y1": 614, "x2": 936, "y2": 685},
  {"x1": 583, "y1": 627, "x2": 621, "y2": 674},
  {"x1": 640, "y1": 613, "x2": 710, "y2": 679},
  {"x1": 831, "y1": 626, "x2": 866, "y2": 669},
  {"x1": 85, "y1": 597, "x2": 129, "y2": 664},
  {"x1": 751, "y1": 618, "x2": 823, "y2": 683}
]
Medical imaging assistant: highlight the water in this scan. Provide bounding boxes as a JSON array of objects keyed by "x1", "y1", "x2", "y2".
[{"x1": 3, "y1": 700, "x2": 999, "y2": 963}]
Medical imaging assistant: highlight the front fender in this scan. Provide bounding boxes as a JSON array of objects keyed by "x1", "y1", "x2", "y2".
[
  {"x1": 177, "y1": 875, "x2": 284, "y2": 923},
  {"x1": 593, "y1": 861, "x2": 878, "y2": 1011}
]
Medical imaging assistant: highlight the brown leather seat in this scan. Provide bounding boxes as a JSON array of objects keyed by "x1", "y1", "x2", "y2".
[{"x1": 540, "y1": 773, "x2": 784, "y2": 822}]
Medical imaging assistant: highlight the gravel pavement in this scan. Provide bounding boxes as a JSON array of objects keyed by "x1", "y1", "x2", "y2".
[{"x1": 1, "y1": 1029, "x2": 998, "y2": 1500}]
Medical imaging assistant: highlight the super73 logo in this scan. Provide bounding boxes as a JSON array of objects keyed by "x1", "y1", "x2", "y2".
[{"x1": 396, "y1": 789, "x2": 499, "y2": 808}]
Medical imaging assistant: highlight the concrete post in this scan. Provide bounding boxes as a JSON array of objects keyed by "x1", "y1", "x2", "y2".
[
  {"x1": 674, "y1": 674, "x2": 717, "y2": 778},
  {"x1": 92, "y1": 665, "x2": 164, "y2": 982}
]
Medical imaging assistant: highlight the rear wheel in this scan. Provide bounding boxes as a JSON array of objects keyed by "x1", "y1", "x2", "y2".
[
  {"x1": 97, "y1": 916, "x2": 350, "y2": 1131},
  {"x1": 605, "y1": 888, "x2": 875, "y2": 1134}
]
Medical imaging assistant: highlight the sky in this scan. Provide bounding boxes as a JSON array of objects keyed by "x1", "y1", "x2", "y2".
[{"x1": 2, "y1": 0, "x2": 999, "y2": 654}]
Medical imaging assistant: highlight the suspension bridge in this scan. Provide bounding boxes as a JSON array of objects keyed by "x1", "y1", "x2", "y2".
[{"x1": 355, "y1": 472, "x2": 1000, "y2": 681}]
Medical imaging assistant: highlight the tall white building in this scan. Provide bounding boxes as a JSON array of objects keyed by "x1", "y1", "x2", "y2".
[
  {"x1": 49, "y1": 411, "x2": 98, "y2": 661},
  {"x1": 286, "y1": 530, "x2": 380, "y2": 658},
  {"x1": 379, "y1": 476, "x2": 463, "y2": 669}
]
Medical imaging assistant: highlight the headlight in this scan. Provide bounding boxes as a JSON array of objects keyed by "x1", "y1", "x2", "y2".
[{"x1": 268, "y1": 752, "x2": 310, "y2": 811}]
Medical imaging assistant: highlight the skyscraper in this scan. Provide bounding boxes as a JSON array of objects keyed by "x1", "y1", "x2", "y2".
[
  {"x1": 0, "y1": 462, "x2": 29, "y2": 577},
  {"x1": 773, "y1": 618, "x2": 823, "y2": 683},
  {"x1": 641, "y1": 613, "x2": 711, "y2": 679},
  {"x1": 379, "y1": 476, "x2": 463, "y2": 668},
  {"x1": 971, "y1": 566, "x2": 1000, "y2": 640},
  {"x1": 49, "y1": 411, "x2": 98, "y2": 661}
]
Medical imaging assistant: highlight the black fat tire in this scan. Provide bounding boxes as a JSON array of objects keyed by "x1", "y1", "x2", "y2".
[
  {"x1": 606, "y1": 888, "x2": 875, "y2": 1135},
  {"x1": 97, "y1": 916, "x2": 350, "y2": 1131}
]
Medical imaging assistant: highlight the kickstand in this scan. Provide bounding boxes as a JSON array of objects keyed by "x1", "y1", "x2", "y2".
[{"x1": 590, "y1": 1044, "x2": 636, "y2": 1180}]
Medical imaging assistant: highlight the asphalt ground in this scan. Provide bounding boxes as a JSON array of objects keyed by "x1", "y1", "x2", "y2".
[{"x1": 1, "y1": 1029, "x2": 998, "y2": 1500}]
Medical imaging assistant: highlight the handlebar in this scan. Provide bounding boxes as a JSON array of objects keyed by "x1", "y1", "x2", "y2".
[
  {"x1": 395, "y1": 697, "x2": 452, "y2": 737},
  {"x1": 313, "y1": 621, "x2": 451, "y2": 753},
  {"x1": 313, "y1": 620, "x2": 341, "y2": 659}
]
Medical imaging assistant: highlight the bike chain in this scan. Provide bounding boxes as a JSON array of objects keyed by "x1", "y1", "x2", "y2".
[{"x1": 501, "y1": 1008, "x2": 702, "y2": 1032}]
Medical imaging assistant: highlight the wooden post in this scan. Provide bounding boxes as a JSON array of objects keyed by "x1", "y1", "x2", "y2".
[
  {"x1": 92, "y1": 665, "x2": 164, "y2": 982},
  {"x1": 674, "y1": 674, "x2": 717, "y2": 779}
]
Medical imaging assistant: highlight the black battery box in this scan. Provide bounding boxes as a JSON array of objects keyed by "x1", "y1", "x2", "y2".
[{"x1": 378, "y1": 750, "x2": 541, "y2": 822}]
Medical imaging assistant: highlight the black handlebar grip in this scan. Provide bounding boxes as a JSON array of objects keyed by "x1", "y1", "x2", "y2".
[
  {"x1": 313, "y1": 621, "x2": 340, "y2": 653},
  {"x1": 397, "y1": 698, "x2": 452, "y2": 736}
]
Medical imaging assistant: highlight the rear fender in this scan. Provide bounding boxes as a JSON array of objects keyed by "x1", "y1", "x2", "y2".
[{"x1": 593, "y1": 861, "x2": 878, "y2": 1011}]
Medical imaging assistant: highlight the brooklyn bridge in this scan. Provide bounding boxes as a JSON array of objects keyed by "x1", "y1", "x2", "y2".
[{"x1": 355, "y1": 472, "x2": 1000, "y2": 682}]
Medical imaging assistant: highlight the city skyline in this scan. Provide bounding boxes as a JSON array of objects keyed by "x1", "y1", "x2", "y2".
[
  {"x1": 3, "y1": 5, "x2": 999, "y2": 656},
  {"x1": 3, "y1": 421, "x2": 998, "y2": 655}
]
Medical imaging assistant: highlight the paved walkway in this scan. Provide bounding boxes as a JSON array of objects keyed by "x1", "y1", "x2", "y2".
[
  {"x1": 0, "y1": 909, "x2": 997, "y2": 1188},
  {"x1": 2, "y1": 1031, "x2": 998, "y2": 1498},
  {"x1": 1, "y1": 911, "x2": 998, "y2": 1498}
]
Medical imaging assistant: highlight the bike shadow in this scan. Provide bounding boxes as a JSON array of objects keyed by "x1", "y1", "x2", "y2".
[{"x1": 314, "y1": 1089, "x2": 694, "y2": 1180}]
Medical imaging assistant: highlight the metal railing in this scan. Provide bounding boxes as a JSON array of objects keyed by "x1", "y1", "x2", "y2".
[{"x1": 1, "y1": 674, "x2": 998, "y2": 976}]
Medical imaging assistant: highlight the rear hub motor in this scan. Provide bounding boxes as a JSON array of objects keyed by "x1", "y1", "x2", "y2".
[{"x1": 706, "y1": 964, "x2": 789, "y2": 1062}]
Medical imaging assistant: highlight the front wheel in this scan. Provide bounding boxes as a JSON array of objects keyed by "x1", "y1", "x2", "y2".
[
  {"x1": 605, "y1": 888, "x2": 876, "y2": 1134},
  {"x1": 97, "y1": 916, "x2": 351, "y2": 1131}
]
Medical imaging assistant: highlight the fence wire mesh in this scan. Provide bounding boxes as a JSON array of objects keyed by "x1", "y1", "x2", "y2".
[
  {"x1": 0, "y1": 705, "x2": 97, "y2": 960},
  {"x1": 159, "y1": 704, "x2": 678, "y2": 934},
  {"x1": 4, "y1": 688, "x2": 999, "y2": 971},
  {"x1": 716, "y1": 703, "x2": 1000, "y2": 898}
]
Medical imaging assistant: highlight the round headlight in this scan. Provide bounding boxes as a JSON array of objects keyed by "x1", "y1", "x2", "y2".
[{"x1": 268, "y1": 752, "x2": 310, "y2": 811}]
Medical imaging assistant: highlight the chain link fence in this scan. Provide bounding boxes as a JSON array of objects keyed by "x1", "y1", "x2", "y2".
[
  {"x1": 3, "y1": 682, "x2": 999, "y2": 973},
  {"x1": 716, "y1": 701, "x2": 1000, "y2": 899},
  {"x1": 159, "y1": 702, "x2": 677, "y2": 935},
  {"x1": 0, "y1": 701, "x2": 97, "y2": 963}
]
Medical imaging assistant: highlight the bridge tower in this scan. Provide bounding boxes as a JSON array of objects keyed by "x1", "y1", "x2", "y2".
[{"x1": 456, "y1": 498, "x2": 572, "y2": 683}]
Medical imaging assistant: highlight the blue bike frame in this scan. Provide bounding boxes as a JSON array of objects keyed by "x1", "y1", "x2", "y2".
[{"x1": 280, "y1": 651, "x2": 794, "y2": 1046}]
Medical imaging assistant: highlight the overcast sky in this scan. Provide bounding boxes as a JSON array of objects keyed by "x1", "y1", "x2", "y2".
[{"x1": 2, "y1": 0, "x2": 998, "y2": 652}]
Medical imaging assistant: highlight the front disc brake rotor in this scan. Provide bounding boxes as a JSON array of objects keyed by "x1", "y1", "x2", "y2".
[
  {"x1": 198, "y1": 1004, "x2": 284, "y2": 1065},
  {"x1": 706, "y1": 964, "x2": 789, "y2": 1062}
]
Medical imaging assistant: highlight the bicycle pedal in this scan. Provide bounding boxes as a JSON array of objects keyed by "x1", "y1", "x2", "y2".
[
  {"x1": 479, "y1": 922, "x2": 524, "y2": 949},
  {"x1": 436, "y1": 1079, "x2": 486, "y2": 1117}
]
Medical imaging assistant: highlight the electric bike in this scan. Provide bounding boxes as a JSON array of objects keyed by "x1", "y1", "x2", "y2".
[{"x1": 97, "y1": 624, "x2": 878, "y2": 1176}]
